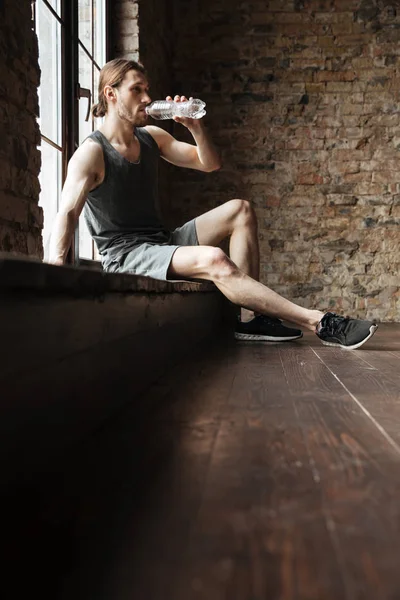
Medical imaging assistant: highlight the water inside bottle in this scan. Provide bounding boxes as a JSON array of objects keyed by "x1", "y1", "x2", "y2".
[
  {"x1": 181, "y1": 99, "x2": 206, "y2": 118},
  {"x1": 145, "y1": 99, "x2": 206, "y2": 120},
  {"x1": 145, "y1": 102, "x2": 175, "y2": 119}
]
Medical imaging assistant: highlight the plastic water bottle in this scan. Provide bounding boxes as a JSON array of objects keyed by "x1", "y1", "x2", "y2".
[{"x1": 145, "y1": 98, "x2": 206, "y2": 120}]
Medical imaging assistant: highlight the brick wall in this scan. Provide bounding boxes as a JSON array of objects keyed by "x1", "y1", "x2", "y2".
[
  {"x1": 112, "y1": 0, "x2": 172, "y2": 97},
  {"x1": 0, "y1": 0, "x2": 42, "y2": 258},
  {"x1": 169, "y1": 0, "x2": 400, "y2": 321},
  {"x1": 111, "y1": 0, "x2": 400, "y2": 320},
  {"x1": 1, "y1": 0, "x2": 396, "y2": 318},
  {"x1": 113, "y1": 0, "x2": 139, "y2": 60}
]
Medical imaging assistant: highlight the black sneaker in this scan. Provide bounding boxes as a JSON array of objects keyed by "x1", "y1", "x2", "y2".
[
  {"x1": 316, "y1": 312, "x2": 378, "y2": 350},
  {"x1": 234, "y1": 315, "x2": 303, "y2": 342}
]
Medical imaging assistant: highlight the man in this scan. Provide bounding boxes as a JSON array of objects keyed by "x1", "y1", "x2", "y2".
[{"x1": 49, "y1": 58, "x2": 377, "y2": 349}]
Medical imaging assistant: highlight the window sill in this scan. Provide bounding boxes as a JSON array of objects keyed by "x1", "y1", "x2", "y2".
[{"x1": 0, "y1": 255, "x2": 216, "y2": 296}]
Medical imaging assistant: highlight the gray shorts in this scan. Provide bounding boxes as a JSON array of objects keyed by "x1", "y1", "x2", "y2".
[{"x1": 104, "y1": 218, "x2": 199, "y2": 281}]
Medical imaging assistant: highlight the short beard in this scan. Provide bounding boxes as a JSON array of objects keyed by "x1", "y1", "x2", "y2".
[{"x1": 117, "y1": 99, "x2": 147, "y2": 127}]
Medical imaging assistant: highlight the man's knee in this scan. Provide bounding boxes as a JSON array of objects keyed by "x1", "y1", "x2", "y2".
[
  {"x1": 201, "y1": 246, "x2": 235, "y2": 279},
  {"x1": 229, "y1": 199, "x2": 257, "y2": 229}
]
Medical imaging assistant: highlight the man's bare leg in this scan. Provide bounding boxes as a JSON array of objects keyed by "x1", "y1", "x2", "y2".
[
  {"x1": 168, "y1": 246, "x2": 323, "y2": 332},
  {"x1": 194, "y1": 199, "x2": 259, "y2": 321},
  {"x1": 195, "y1": 199, "x2": 260, "y2": 279}
]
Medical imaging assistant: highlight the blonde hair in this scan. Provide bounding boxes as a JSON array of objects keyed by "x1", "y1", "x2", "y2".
[{"x1": 92, "y1": 58, "x2": 146, "y2": 118}]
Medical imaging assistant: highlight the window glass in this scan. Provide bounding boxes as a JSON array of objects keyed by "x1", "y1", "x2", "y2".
[
  {"x1": 36, "y1": 0, "x2": 63, "y2": 260},
  {"x1": 77, "y1": 2, "x2": 106, "y2": 262},
  {"x1": 93, "y1": 65, "x2": 101, "y2": 106},
  {"x1": 94, "y1": 0, "x2": 106, "y2": 65},
  {"x1": 36, "y1": 0, "x2": 62, "y2": 145},
  {"x1": 78, "y1": 44, "x2": 94, "y2": 259},
  {"x1": 35, "y1": 0, "x2": 107, "y2": 263},
  {"x1": 78, "y1": 0, "x2": 92, "y2": 53},
  {"x1": 46, "y1": 0, "x2": 61, "y2": 17},
  {"x1": 78, "y1": 46, "x2": 93, "y2": 146},
  {"x1": 78, "y1": 216, "x2": 93, "y2": 259},
  {"x1": 39, "y1": 140, "x2": 62, "y2": 259}
]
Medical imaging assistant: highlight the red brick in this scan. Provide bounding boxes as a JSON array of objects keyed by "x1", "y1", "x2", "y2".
[
  {"x1": 335, "y1": 35, "x2": 372, "y2": 46},
  {"x1": 373, "y1": 171, "x2": 400, "y2": 184},
  {"x1": 315, "y1": 70, "x2": 357, "y2": 82},
  {"x1": 326, "y1": 82, "x2": 354, "y2": 92},
  {"x1": 344, "y1": 172, "x2": 370, "y2": 183},
  {"x1": 0, "y1": 0, "x2": 42, "y2": 257},
  {"x1": 297, "y1": 173, "x2": 326, "y2": 185}
]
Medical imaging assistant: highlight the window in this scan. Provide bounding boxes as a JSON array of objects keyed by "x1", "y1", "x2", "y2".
[
  {"x1": 33, "y1": 0, "x2": 108, "y2": 264},
  {"x1": 34, "y1": 0, "x2": 63, "y2": 260}
]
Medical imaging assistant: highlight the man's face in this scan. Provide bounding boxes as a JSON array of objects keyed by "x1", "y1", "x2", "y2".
[{"x1": 114, "y1": 70, "x2": 151, "y2": 126}]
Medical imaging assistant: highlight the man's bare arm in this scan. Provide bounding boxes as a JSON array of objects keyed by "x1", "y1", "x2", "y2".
[
  {"x1": 48, "y1": 140, "x2": 103, "y2": 265},
  {"x1": 146, "y1": 122, "x2": 221, "y2": 172},
  {"x1": 145, "y1": 94, "x2": 221, "y2": 172}
]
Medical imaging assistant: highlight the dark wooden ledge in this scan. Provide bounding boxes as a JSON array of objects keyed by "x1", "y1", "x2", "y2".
[
  {"x1": 0, "y1": 253, "x2": 225, "y2": 489},
  {"x1": 0, "y1": 255, "x2": 216, "y2": 296}
]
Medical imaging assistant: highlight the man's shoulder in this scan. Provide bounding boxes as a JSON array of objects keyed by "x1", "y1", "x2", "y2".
[
  {"x1": 70, "y1": 133, "x2": 104, "y2": 172},
  {"x1": 77, "y1": 133, "x2": 104, "y2": 158},
  {"x1": 143, "y1": 125, "x2": 170, "y2": 139},
  {"x1": 80, "y1": 130, "x2": 104, "y2": 149},
  {"x1": 142, "y1": 125, "x2": 173, "y2": 152},
  {"x1": 139, "y1": 125, "x2": 168, "y2": 151}
]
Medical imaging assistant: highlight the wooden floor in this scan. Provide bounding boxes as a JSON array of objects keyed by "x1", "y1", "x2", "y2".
[{"x1": 10, "y1": 323, "x2": 400, "y2": 599}]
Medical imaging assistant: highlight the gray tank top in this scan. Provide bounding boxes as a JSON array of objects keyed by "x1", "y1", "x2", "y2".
[{"x1": 84, "y1": 128, "x2": 169, "y2": 264}]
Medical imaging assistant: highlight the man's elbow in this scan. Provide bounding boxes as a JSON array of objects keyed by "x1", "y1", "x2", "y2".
[{"x1": 204, "y1": 159, "x2": 222, "y2": 173}]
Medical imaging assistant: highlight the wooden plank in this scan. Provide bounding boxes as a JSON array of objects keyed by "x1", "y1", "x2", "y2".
[
  {"x1": 312, "y1": 344, "x2": 400, "y2": 445},
  {"x1": 348, "y1": 350, "x2": 400, "y2": 378},
  {"x1": 168, "y1": 345, "x2": 347, "y2": 600},
  {"x1": 280, "y1": 344, "x2": 400, "y2": 600},
  {"x1": 29, "y1": 333, "x2": 400, "y2": 600},
  {"x1": 365, "y1": 323, "x2": 400, "y2": 352}
]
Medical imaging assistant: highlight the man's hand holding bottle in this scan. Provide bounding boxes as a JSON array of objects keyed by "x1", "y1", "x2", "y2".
[
  {"x1": 145, "y1": 95, "x2": 206, "y2": 126},
  {"x1": 166, "y1": 95, "x2": 204, "y2": 130}
]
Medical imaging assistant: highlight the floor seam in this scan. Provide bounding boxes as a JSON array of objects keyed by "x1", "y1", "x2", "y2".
[{"x1": 311, "y1": 347, "x2": 400, "y2": 457}]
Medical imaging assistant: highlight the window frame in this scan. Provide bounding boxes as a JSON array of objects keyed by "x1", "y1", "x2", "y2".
[{"x1": 33, "y1": 0, "x2": 110, "y2": 266}]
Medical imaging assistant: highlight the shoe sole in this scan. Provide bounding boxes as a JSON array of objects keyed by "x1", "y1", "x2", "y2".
[
  {"x1": 321, "y1": 324, "x2": 378, "y2": 350},
  {"x1": 234, "y1": 332, "x2": 303, "y2": 342}
]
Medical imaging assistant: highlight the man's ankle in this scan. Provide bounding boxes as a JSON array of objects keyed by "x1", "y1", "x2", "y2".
[
  {"x1": 240, "y1": 308, "x2": 255, "y2": 322},
  {"x1": 312, "y1": 310, "x2": 325, "y2": 332}
]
